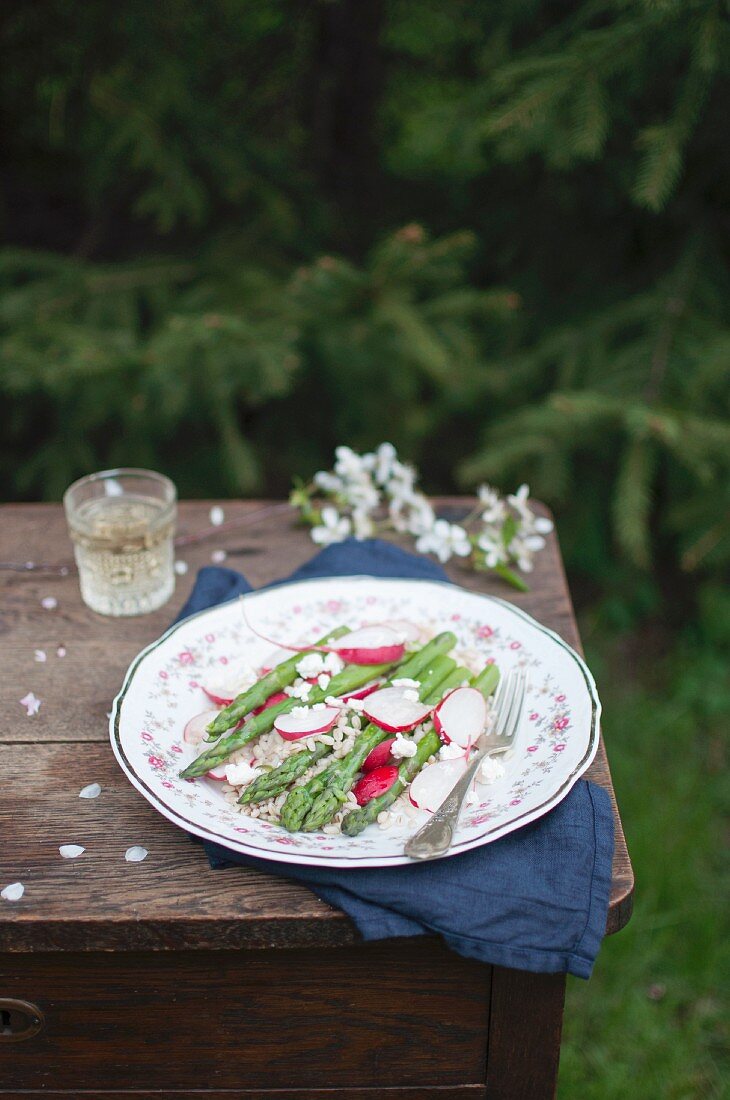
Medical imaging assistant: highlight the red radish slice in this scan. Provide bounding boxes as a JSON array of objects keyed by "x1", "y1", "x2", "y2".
[
  {"x1": 202, "y1": 687, "x2": 233, "y2": 707},
  {"x1": 183, "y1": 709, "x2": 219, "y2": 745},
  {"x1": 329, "y1": 626, "x2": 405, "y2": 665},
  {"x1": 205, "y1": 764, "x2": 228, "y2": 781},
  {"x1": 258, "y1": 647, "x2": 292, "y2": 675},
  {"x1": 353, "y1": 765, "x2": 400, "y2": 805},
  {"x1": 379, "y1": 619, "x2": 423, "y2": 644},
  {"x1": 409, "y1": 758, "x2": 469, "y2": 812},
  {"x1": 362, "y1": 686, "x2": 433, "y2": 733},
  {"x1": 433, "y1": 687, "x2": 488, "y2": 750},
  {"x1": 242, "y1": 608, "x2": 405, "y2": 666},
  {"x1": 252, "y1": 691, "x2": 289, "y2": 715},
  {"x1": 273, "y1": 706, "x2": 340, "y2": 741},
  {"x1": 341, "y1": 679, "x2": 384, "y2": 703},
  {"x1": 362, "y1": 737, "x2": 396, "y2": 772}
]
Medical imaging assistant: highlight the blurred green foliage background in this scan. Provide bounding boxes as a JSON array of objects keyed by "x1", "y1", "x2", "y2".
[{"x1": 2, "y1": 2, "x2": 728, "y2": 1094}]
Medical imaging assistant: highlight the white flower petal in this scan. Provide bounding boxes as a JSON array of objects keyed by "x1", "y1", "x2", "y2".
[
  {"x1": 34, "y1": 649, "x2": 47, "y2": 663},
  {"x1": 59, "y1": 844, "x2": 85, "y2": 859},
  {"x1": 41, "y1": 596, "x2": 57, "y2": 610},
  {"x1": 79, "y1": 783, "x2": 101, "y2": 799},
  {"x1": 1, "y1": 882, "x2": 24, "y2": 902},
  {"x1": 174, "y1": 560, "x2": 189, "y2": 575},
  {"x1": 125, "y1": 846, "x2": 149, "y2": 863},
  {"x1": 19, "y1": 692, "x2": 41, "y2": 716},
  {"x1": 313, "y1": 470, "x2": 343, "y2": 493},
  {"x1": 56, "y1": 646, "x2": 67, "y2": 657},
  {"x1": 209, "y1": 506, "x2": 225, "y2": 526},
  {"x1": 534, "y1": 516, "x2": 554, "y2": 534},
  {"x1": 211, "y1": 549, "x2": 227, "y2": 564}
]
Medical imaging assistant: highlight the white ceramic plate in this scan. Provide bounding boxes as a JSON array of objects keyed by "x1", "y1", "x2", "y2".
[{"x1": 110, "y1": 577, "x2": 601, "y2": 867}]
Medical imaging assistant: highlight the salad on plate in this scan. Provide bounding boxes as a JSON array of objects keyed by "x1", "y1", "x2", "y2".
[{"x1": 179, "y1": 620, "x2": 504, "y2": 837}]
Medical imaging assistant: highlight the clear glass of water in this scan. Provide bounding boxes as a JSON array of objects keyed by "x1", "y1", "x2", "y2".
[{"x1": 64, "y1": 469, "x2": 177, "y2": 616}]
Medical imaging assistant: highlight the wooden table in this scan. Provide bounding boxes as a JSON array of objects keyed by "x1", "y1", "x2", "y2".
[{"x1": 0, "y1": 500, "x2": 633, "y2": 1099}]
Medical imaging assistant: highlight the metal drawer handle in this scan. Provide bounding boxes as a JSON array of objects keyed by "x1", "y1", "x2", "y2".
[{"x1": 0, "y1": 999, "x2": 44, "y2": 1042}]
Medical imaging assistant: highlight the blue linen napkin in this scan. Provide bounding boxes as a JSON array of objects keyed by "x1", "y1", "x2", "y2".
[{"x1": 175, "y1": 538, "x2": 614, "y2": 978}]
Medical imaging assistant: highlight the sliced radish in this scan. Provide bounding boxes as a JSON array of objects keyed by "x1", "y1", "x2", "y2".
[
  {"x1": 258, "y1": 646, "x2": 292, "y2": 675},
  {"x1": 329, "y1": 626, "x2": 405, "y2": 665},
  {"x1": 252, "y1": 690, "x2": 289, "y2": 715},
  {"x1": 362, "y1": 686, "x2": 433, "y2": 733},
  {"x1": 205, "y1": 764, "x2": 229, "y2": 781},
  {"x1": 353, "y1": 765, "x2": 400, "y2": 805},
  {"x1": 243, "y1": 609, "x2": 405, "y2": 666},
  {"x1": 341, "y1": 679, "x2": 384, "y2": 703},
  {"x1": 183, "y1": 709, "x2": 220, "y2": 745},
  {"x1": 201, "y1": 660, "x2": 258, "y2": 707},
  {"x1": 433, "y1": 687, "x2": 488, "y2": 750},
  {"x1": 362, "y1": 737, "x2": 396, "y2": 772},
  {"x1": 379, "y1": 619, "x2": 424, "y2": 644},
  {"x1": 409, "y1": 758, "x2": 469, "y2": 812},
  {"x1": 273, "y1": 706, "x2": 340, "y2": 741},
  {"x1": 202, "y1": 687, "x2": 233, "y2": 707}
]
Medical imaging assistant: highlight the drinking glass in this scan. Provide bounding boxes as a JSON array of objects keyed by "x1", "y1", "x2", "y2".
[{"x1": 64, "y1": 469, "x2": 177, "y2": 616}]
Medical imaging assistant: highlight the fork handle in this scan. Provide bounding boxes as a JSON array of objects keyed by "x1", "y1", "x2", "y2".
[{"x1": 404, "y1": 750, "x2": 490, "y2": 860}]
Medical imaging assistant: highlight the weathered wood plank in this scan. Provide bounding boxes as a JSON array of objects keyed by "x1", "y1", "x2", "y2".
[
  {"x1": 485, "y1": 967, "x2": 566, "y2": 1099},
  {"x1": 0, "y1": 941, "x2": 490, "y2": 1091}
]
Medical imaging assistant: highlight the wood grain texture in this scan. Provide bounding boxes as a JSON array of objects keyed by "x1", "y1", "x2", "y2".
[
  {"x1": 0, "y1": 1092, "x2": 484, "y2": 1099},
  {"x1": 0, "y1": 501, "x2": 633, "y2": 954},
  {"x1": 0, "y1": 941, "x2": 490, "y2": 1091},
  {"x1": 485, "y1": 967, "x2": 566, "y2": 1099}
]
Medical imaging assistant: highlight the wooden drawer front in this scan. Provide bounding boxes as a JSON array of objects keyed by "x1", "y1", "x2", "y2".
[{"x1": 0, "y1": 940, "x2": 490, "y2": 1092}]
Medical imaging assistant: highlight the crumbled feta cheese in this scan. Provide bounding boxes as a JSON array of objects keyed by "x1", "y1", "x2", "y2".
[
  {"x1": 323, "y1": 652, "x2": 344, "y2": 675},
  {"x1": 345, "y1": 696, "x2": 365, "y2": 712},
  {"x1": 296, "y1": 653, "x2": 325, "y2": 679},
  {"x1": 284, "y1": 681, "x2": 313, "y2": 701},
  {"x1": 317, "y1": 673, "x2": 331, "y2": 691},
  {"x1": 479, "y1": 756, "x2": 506, "y2": 784},
  {"x1": 391, "y1": 733, "x2": 417, "y2": 759},
  {"x1": 225, "y1": 761, "x2": 261, "y2": 786},
  {"x1": 438, "y1": 742, "x2": 465, "y2": 761},
  {"x1": 403, "y1": 689, "x2": 419, "y2": 702},
  {"x1": 289, "y1": 706, "x2": 310, "y2": 718},
  {"x1": 391, "y1": 678, "x2": 421, "y2": 689}
]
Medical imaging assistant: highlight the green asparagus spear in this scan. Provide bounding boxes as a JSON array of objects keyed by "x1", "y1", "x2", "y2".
[
  {"x1": 180, "y1": 656, "x2": 397, "y2": 779},
  {"x1": 300, "y1": 654, "x2": 464, "y2": 832},
  {"x1": 471, "y1": 662, "x2": 500, "y2": 700},
  {"x1": 204, "y1": 626, "x2": 350, "y2": 739},
  {"x1": 340, "y1": 663, "x2": 500, "y2": 837},
  {"x1": 245, "y1": 630, "x2": 458, "y2": 810}
]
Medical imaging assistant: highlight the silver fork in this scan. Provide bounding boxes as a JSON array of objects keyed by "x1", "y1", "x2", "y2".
[{"x1": 404, "y1": 669, "x2": 526, "y2": 860}]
